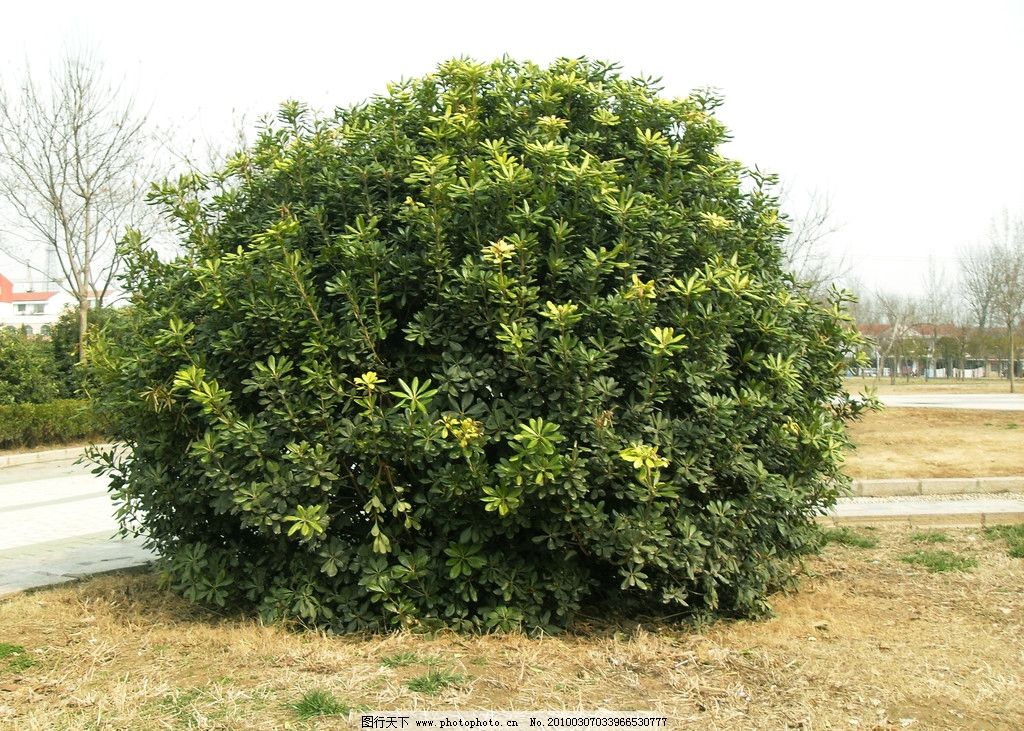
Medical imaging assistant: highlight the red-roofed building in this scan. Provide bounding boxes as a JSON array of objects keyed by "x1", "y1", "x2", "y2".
[
  {"x1": 856, "y1": 321, "x2": 1014, "y2": 379},
  {"x1": 0, "y1": 273, "x2": 77, "y2": 336}
]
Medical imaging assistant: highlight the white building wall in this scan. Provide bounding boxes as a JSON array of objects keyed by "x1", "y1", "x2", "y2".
[{"x1": 0, "y1": 291, "x2": 77, "y2": 334}]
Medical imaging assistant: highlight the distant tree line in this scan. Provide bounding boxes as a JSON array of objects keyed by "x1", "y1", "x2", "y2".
[{"x1": 842, "y1": 212, "x2": 1024, "y2": 390}]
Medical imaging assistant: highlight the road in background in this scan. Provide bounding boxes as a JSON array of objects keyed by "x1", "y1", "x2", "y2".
[{"x1": 879, "y1": 394, "x2": 1024, "y2": 411}]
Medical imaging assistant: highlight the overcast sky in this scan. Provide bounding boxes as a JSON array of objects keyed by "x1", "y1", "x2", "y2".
[{"x1": 1, "y1": 0, "x2": 1022, "y2": 295}]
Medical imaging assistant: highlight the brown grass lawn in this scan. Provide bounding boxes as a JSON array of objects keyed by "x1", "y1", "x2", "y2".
[
  {"x1": 845, "y1": 408, "x2": 1024, "y2": 479},
  {"x1": 0, "y1": 441, "x2": 93, "y2": 458},
  {"x1": 845, "y1": 377, "x2": 1016, "y2": 396},
  {"x1": 1, "y1": 527, "x2": 1022, "y2": 730}
]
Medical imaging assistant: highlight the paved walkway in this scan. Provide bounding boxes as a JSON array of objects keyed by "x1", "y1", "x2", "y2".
[
  {"x1": 826, "y1": 496, "x2": 1024, "y2": 527},
  {"x1": 0, "y1": 457, "x2": 154, "y2": 597},
  {"x1": 879, "y1": 393, "x2": 1024, "y2": 410}
]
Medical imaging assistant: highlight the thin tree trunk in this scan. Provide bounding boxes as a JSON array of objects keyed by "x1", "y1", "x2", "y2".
[
  {"x1": 78, "y1": 290, "x2": 89, "y2": 364},
  {"x1": 79, "y1": 198, "x2": 91, "y2": 363},
  {"x1": 1011, "y1": 326, "x2": 1016, "y2": 394}
]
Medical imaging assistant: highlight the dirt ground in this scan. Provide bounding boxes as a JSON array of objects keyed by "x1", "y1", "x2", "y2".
[
  {"x1": 845, "y1": 377, "x2": 1016, "y2": 396},
  {"x1": 0, "y1": 441, "x2": 92, "y2": 458},
  {"x1": 0, "y1": 526, "x2": 1021, "y2": 730},
  {"x1": 845, "y1": 408, "x2": 1024, "y2": 479}
]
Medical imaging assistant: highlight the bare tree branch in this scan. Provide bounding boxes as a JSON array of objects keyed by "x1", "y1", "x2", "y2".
[
  {"x1": 960, "y1": 243, "x2": 1000, "y2": 330},
  {"x1": 0, "y1": 49, "x2": 154, "y2": 358},
  {"x1": 987, "y1": 212, "x2": 1024, "y2": 392},
  {"x1": 918, "y1": 258, "x2": 949, "y2": 380},
  {"x1": 780, "y1": 188, "x2": 847, "y2": 300},
  {"x1": 875, "y1": 291, "x2": 918, "y2": 384}
]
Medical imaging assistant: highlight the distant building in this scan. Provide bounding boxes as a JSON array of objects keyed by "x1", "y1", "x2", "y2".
[
  {"x1": 856, "y1": 321, "x2": 1015, "y2": 379},
  {"x1": 0, "y1": 273, "x2": 81, "y2": 335}
]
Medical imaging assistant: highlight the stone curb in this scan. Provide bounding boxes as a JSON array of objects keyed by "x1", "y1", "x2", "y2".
[
  {"x1": 0, "y1": 443, "x2": 115, "y2": 469},
  {"x1": 817, "y1": 511, "x2": 1024, "y2": 528},
  {"x1": 852, "y1": 476, "x2": 1024, "y2": 497}
]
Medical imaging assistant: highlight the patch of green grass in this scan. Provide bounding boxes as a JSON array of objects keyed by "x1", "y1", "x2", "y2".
[
  {"x1": 0, "y1": 643, "x2": 33, "y2": 673},
  {"x1": 899, "y1": 550, "x2": 977, "y2": 573},
  {"x1": 910, "y1": 530, "x2": 950, "y2": 544},
  {"x1": 156, "y1": 688, "x2": 207, "y2": 722},
  {"x1": 7, "y1": 654, "x2": 35, "y2": 672},
  {"x1": 380, "y1": 651, "x2": 444, "y2": 668},
  {"x1": 405, "y1": 669, "x2": 466, "y2": 695},
  {"x1": 983, "y1": 525, "x2": 1024, "y2": 540},
  {"x1": 984, "y1": 524, "x2": 1024, "y2": 558},
  {"x1": 288, "y1": 689, "x2": 350, "y2": 720},
  {"x1": 150, "y1": 685, "x2": 273, "y2": 725},
  {"x1": 381, "y1": 651, "x2": 420, "y2": 668},
  {"x1": 822, "y1": 527, "x2": 879, "y2": 549},
  {"x1": 0, "y1": 643, "x2": 25, "y2": 659}
]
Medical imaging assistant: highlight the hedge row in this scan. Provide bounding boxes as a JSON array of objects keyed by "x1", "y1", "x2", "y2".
[{"x1": 0, "y1": 399, "x2": 110, "y2": 450}]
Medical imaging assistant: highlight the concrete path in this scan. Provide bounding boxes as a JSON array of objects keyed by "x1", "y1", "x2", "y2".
[
  {"x1": 879, "y1": 393, "x2": 1024, "y2": 410},
  {"x1": 0, "y1": 456, "x2": 154, "y2": 597},
  {"x1": 824, "y1": 495, "x2": 1024, "y2": 527}
]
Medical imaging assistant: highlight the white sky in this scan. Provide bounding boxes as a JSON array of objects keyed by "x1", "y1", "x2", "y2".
[{"x1": 1, "y1": 0, "x2": 1022, "y2": 296}]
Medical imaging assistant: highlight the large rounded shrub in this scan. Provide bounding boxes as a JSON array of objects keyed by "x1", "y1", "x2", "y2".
[{"x1": 90, "y1": 58, "x2": 869, "y2": 632}]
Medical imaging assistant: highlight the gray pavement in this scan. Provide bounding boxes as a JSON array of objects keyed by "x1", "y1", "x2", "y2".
[
  {"x1": 879, "y1": 393, "x2": 1024, "y2": 410},
  {"x1": 0, "y1": 456, "x2": 154, "y2": 597},
  {"x1": 823, "y1": 495, "x2": 1024, "y2": 527}
]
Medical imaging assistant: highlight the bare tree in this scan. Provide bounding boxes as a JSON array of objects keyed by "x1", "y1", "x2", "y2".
[
  {"x1": 844, "y1": 276, "x2": 882, "y2": 327},
  {"x1": 875, "y1": 292, "x2": 918, "y2": 384},
  {"x1": 0, "y1": 50, "x2": 152, "y2": 360},
  {"x1": 919, "y1": 258, "x2": 950, "y2": 380},
  {"x1": 960, "y1": 243, "x2": 1000, "y2": 331},
  {"x1": 781, "y1": 189, "x2": 846, "y2": 300},
  {"x1": 959, "y1": 235, "x2": 1006, "y2": 378},
  {"x1": 945, "y1": 296, "x2": 974, "y2": 380},
  {"x1": 987, "y1": 213, "x2": 1024, "y2": 392},
  {"x1": 159, "y1": 110, "x2": 249, "y2": 178}
]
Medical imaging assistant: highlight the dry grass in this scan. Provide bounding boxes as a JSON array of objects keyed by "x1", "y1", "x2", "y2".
[
  {"x1": 845, "y1": 377, "x2": 1014, "y2": 396},
  {"x1": 845, "y1": 408, "x2": 1024, "y2": 478},
  {"x1": 1, "y1": 527, "x2": 1022, "y2": 730},
  {"x1": 0, "y1": 440, "x2": 94, "y2": 458}
]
